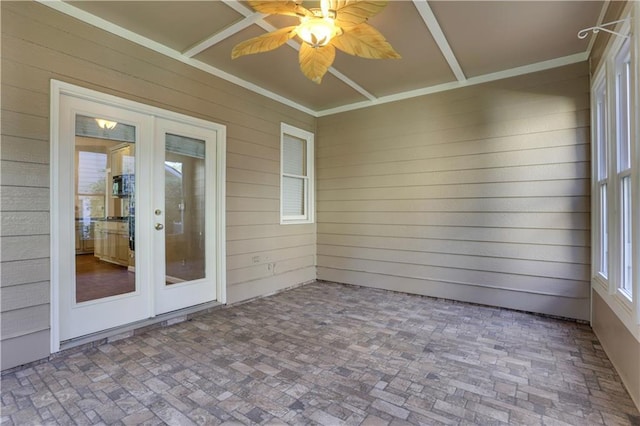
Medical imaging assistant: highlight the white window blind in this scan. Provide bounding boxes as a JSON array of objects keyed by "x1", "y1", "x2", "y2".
[
  {"x1": 166, "y1": 133, "x2": 206, "y2": 159},
  {"x1": 281, "y1": 123, "x2": 314, "y2": 224},
  {"x1": 75, "y1": 114, "x2": 135, "y2": 143},
  {"x1": 77, "y1": 151, "x2": 107, "y2": 194},
  {"x1": 282, "y1": 176, "x2": 305, "y2": 216}
]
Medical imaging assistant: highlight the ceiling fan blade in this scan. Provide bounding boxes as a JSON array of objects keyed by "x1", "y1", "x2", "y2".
[
  {"x1": 331, "y1": 1, "x2": 388, "y2": 27},
  {"x1": 299, "y1": 43, "x2": 336, "y2": 84},
  {"x1": 331, "y1": 23, "x2": 400, "y2": 59},
  {"x1": 248, "y1": 1, "x2": 313, "y2": 18},
  {"x1": 232, "y1": 26, "x2": 298, "y2": 59}
]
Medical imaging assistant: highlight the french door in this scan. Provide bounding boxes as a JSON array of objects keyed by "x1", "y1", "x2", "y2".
[
  {"x1": 153, "y1": 119, "x2": 218, "y2": 313},
  {"x1": 54, "y1": 84, "x2": 225, "y2": 344}
]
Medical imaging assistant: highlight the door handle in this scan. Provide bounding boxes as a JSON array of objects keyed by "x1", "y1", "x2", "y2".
[{"x1": 155, "y1": 223, "x2": 164, "y2": 230}]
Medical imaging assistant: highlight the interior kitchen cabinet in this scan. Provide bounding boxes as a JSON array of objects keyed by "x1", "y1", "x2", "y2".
[
  {"x1": 94, "y1": 220, "x2": 130, "y2": 266},
  {"x1": 110, "y1": 143, "x2": 134, "y2": 177},
  {"x1": 107, "y1": 143, "x2": 135, "y2": 217},
  {"x1": 75, "y1": 221, "x2": 95, "y2": 254}
]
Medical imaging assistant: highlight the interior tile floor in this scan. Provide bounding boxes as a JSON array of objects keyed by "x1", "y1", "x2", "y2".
[{"x1": 2, "y1": 282, "x2": 639, "y2": 425}]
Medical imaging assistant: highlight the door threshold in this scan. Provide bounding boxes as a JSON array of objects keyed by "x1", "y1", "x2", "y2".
[{"x1": 58, "y1": 301, "x2": 222, "y2": 353}]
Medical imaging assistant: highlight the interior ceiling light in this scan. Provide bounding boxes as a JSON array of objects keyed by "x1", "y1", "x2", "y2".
[
  {"x1": 95, "y1": 118, "x2": 118, "y2": 130},
  {"x1": 232, "y1": 0, "x2": 400, "y2": 84}
]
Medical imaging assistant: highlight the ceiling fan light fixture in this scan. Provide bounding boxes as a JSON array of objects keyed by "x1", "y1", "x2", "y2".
[
  {"x1": 298, "y1": 10, "x2": 339, "y2": 48},
  {"x1": 232, "y1": 1, "x2": 400, "y2": 83}
]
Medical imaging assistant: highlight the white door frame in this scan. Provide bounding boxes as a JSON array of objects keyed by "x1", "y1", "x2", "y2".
[{"x1": 50, "y1": 80, "x2": 226, "y2": 353}]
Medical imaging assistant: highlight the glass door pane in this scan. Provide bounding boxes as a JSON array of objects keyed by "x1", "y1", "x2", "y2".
[
  {"x1": 154, "y1": 119, "x2": 217, "y2": 315},
  {"x1": 164, "y1": 133, "x2": 206, "y2": 284},
  {"x1": 74, "y1": 115, "x2": 136, "y2": 302}
]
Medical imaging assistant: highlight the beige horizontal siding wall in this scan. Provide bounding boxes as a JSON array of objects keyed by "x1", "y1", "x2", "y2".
[
  {"x1": 316, "y1": 63, "x2": 591, "y2": 320},
  {"x1": 1, "y1": 1, "x2": 315, "y2": 370}
]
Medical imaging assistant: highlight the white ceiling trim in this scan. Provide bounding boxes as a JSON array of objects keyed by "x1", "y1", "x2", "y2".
[
  {"x1": 182, "y1": 13, "x2": 264, "y2": 58},
  {"x1": 38, "y1": 0, "x2": 317, "y2": 116},
  {"x1": 317, "y1": 51, "x2": 589, "y2": 117},
  {"x1": 413, "y1": 0, "x2": 466, "y2": 82},
  {"x1": 221, "y1": 0, "x2": 254, "y2": 17},
  {"x1": 326, "y1": 68, "x2": 377, "y2": 101},
  {"x1": 586, "y1": 0, "x2": 611, "y2": 55}
]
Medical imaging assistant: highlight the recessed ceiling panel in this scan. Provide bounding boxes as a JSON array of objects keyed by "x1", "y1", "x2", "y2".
[
  {"x1": 430, "y1": 1, "x2": 603, "y2": 77},
  {"x1": 194, "y1": 25, "x2": 368, "y2": 111},
  {"x1": 332, "y1": 1, "x2": 456, "y2": 97},
  {"x1": 69, "y1": 1, "x2": 244, "y2": 52}
]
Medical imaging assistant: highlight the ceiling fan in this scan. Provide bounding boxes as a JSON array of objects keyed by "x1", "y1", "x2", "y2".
[{"x1": 232, "y1": 0, "x2": 401, "y2": 84}]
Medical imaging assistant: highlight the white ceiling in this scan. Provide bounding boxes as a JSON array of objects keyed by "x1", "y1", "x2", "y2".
[{"x1": 42, "y1": 1, "x2": 606, "y2": 116}]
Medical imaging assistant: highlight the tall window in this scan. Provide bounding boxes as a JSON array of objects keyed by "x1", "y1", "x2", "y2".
[
  {"x1": 615, "y1": 38, "x2": 632, "y2": 299},
  {"x1": 594, "y1": 79, "x2": 609, "y2": 278},
  {"x1": 281, "y1": 123, "x2": 314, "y2": 224},
  {"x1": 76, "y1": 150, "x2": 107, "y2": 221}
]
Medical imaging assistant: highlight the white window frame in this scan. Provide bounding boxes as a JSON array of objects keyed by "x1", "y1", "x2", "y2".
[
  {"x1": 280, "y1": 123, "x2": 314, "y2": 224},
  {"x1": 590, "y1": 7, "x2": 639, "y2": 340},
  {"x1": 592, "y1": 74, "x2": 609, "y2": 287}
]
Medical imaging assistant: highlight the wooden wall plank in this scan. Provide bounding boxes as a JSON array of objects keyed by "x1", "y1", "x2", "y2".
[
  {"x1": 1, "y1": 236, "x2": 49, "y2": 262},
  {"x1": 316, "y1": 234, "x2": 589, "y2": 264},
  {"x1": 0, "y1": 136, "x2": 50, "y2": 164},
  {"x1": 1, "y1": 161, "x2": 49, "y2": 188},
  {"x1": 1, "y1": 212, "x2": 49, "y2": 236},
  {"x1": 227, "y1": 244, "x2": 316, "y2": 270},
  {"x1": 318, "y1": 179, "x2": 590, "y2": 200},
  {"x1": 317, "y1": 245, "x2": 589, "y2": 281},
  {"x1": 317, "y1": 163, "x2": 590, "y2": 189},
  {"x1": 1, "y1": 282, "x2": 50, "y2": 312},
  {"x1": 1, "y1": 84, "x2": 49, "y2": 117},
  {"x1": 1, "y1": 304, "x2": 49, "y2": 340},
  {"x1": 227, "y1": 224, "x2": 316, "y2": 241},
  {"x1": 1, "y1": 259, "x2": 49, "y2": 288},
  {"x1": 1, "y1": 110, "x2": 49, "y2": 141},
  {"x1": 227, "y1": 168, "x2": 280, "y2": 187},
  {"x1": 227, "y1": 234, "x2": 316, "y2": 256},
  {"x1": 317, "y1": 223, "x2": 590, "y2": 247},
  {"x1": 227, "y1": 182, "x2": 279, "y2": 199},
  {"x1": 318, "y1": 255, "x2": 588, "y2": 298},
  {"x1": 317, "y1": 211, "x2": 590, "y2": 230},
  {"x1": 227, "y1": 267, "x2": 316, "y2": 305},
  {"x1": 1, "y1": 330, "x2": 50, "y2": 371},
  {"x1": 228, "y1": 255, "x2": 315, "y2": 285},
  {"x1": 0, "y1": 187, "x2": 49, "y2": 211},
  {"x1": 317, "y1": 197, "x2": 591, "y2": 213}
]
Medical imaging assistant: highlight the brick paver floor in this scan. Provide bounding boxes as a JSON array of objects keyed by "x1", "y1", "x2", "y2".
[{"x1": 2, "y1": 281, "x2": 639, "y2": 425}]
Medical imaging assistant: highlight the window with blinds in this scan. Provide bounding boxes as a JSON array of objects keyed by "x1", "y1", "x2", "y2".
[
  {"x1": 281, "y1": 123, "x2": 314, "y2": 224},
  {"x1": 614, "y1": 38, "x2": 633, "y2": 300},
  {"x1": 76, "y1": 150, "x2": 107, "y2": 220}
]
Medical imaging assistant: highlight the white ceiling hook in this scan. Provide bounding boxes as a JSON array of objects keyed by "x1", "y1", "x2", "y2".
[{"x1": 577, "y1": 18, "x2": 630, "y2": 40}]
